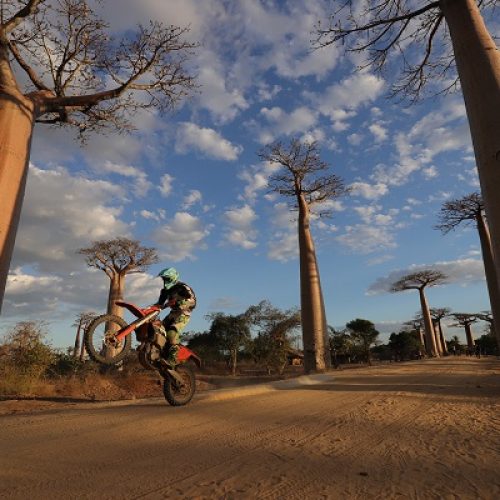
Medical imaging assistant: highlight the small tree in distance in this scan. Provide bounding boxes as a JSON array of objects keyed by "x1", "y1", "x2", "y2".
[
  {"x1": 391, "y1": 270, "x2": 447, "y2": 357},
  {"x1": 430, "y1": 307, "x2": 452, "y2": 355},
  {"x1": 78, "y1": 238, "x2": 158, "y2": 321},
  {"x1": 72, "y1": 311, "x2": 97, "y2": 360},
  {"x1": 246, "y1": 300, "x2": 301, "y2": 375},
  {"x1": 259, "y1": 138, "x2": 349, "y2": 373},
  {"x1": 207, "y1": 312, "x2": 251, "y2": 376},
  {"x1": 346, "y1": 318, "x2": 380, "y2": 365},
  {"x1": 436, "y1": 192, "x2": 500, "y2": 351},
  {"x1": 0, "y1": 0, "x2": 198, "y2": 312},
  {"x1": 449, "y1": 313, "x2": 479, "y2": 351}
]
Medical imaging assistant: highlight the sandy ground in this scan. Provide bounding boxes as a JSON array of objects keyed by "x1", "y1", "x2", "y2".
[{"x1": 0, "y1": 357, "x2": 499, "y2": 499}]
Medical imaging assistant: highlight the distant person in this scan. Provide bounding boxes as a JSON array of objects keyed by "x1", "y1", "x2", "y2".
[{"x1": 475, "y1": 344, "x2": 481, "y2": 359}]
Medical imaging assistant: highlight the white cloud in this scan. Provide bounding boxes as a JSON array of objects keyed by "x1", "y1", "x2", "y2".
[
  {"x1": 196, "y1": 59, "x2": 250, "y2": 123},
  {"x1": 422, "y1": 166, "x2": 438, "y2": 179},
  {"x1": 182, "y1": 190, "x2": 203, "y2": 209},
  {"x1": 348, "y1": 133, "x2": 363, "y2": 146},
  {"x1": 371, "y1": 99, "x2": 471, "y2": 187},
  {"x1": 152, "y1": 212, "x2": 211, "y2": 261},
  {"x1": 368, "y1": 122, "x2": 388, "y2": 142},
  {"x1": 268, "y1": 232, "x2": 298, "y2": 261},
  {"x1": 224, "y1": 205, "x2": 258, "y2": 249},
  {"x1": 367, "y1": 259, "x2": 486, "y2": 295},
  {"x1": 349, "y1": 182, "x2": 389, "y2": 200},
  {"x1": 176, "y1": 122, "x2": 242, "y2": 160},
  {"x1": 267, "y1": 203, "x2": 298, "y2": 261},
  {"x1": 337, "y1": 225, "x2": 398, "y2": 254},
  {"x1": 258, "y1": 106, "x2": 317, "y2": 143},
  {"x1": 11, "y1": 165, "x2": 130, "y2": 275},
  {"x1": 310, "y1": 72, "x2": 385, "y2": 128},
  {"x1": 101, "y1": 161, "x2": 152, "y2": 197},
  {"x1": 159, "y1": 173, "x2": 174, "y2": 197}
]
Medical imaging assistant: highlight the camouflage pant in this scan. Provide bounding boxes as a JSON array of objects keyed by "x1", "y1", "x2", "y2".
[{"x1": 161, "y1": 310, "x2": 191, "y2": 366}]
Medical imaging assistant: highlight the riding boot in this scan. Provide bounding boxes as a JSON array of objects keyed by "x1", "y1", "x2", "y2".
[{"x1": 162, "y1": 343, "x2": 180, "y2": 369}]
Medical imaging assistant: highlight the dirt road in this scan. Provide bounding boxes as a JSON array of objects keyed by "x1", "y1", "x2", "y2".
[{"x1": 1, "y1": 357, "x2": 499, "y2": 499}]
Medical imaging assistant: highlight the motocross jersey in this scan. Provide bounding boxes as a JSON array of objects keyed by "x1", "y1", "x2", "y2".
[{"x1": 156, "y1": 282, "x2": 196, "y2": 315}]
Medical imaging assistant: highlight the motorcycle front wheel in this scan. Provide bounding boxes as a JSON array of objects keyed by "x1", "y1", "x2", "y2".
[
  {"x1": 84, "y1": 314, "x2": 132, "y2": 365},
  {"x1": 163, "y1": 365, "x2": 196, "y2": 406}
]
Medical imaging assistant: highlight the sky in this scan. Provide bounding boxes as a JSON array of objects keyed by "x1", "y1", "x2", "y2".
[{"x1": 2, "y1": 0, "x2": 498, "y2": 349}]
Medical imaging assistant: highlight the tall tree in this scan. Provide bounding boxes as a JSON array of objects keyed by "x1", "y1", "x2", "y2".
[
  {"x1": 449, "y1": 313, "x2": 478, "y2": 350},
  {"x1": 430, "y1": 307, "x2": 451, "y2": 354},
  {"x1": 246, "y1": 300, "x2": 301, "y2": 375},
  {"x1": 388, "y1": 330, "x2": 422, "y2": 361},
  {"x1": 78, "y1": 237, "x2": 158, "y2": 320},
  {"x1": 391, "y1": 270, "x2": 447, "y2": 356},
  {"x1": 346, "y1": 318, "x2": 380, "y2": 365},
  {"x1": 315, "y1": 1, "x2": 500, "y2": 334},
  {"x1": 328, "y1": 326, "x2": 354, "y2": 365},
  {"x1": 259, "y1": 139, "x2": 348, "y2": 373},
  {"x1": 0, "y1": 0, "x2": 197, "y2": 312},
  {"x1": 436, "y1": 192, "x2": 500, "y2": 350},
  {"x1": 71, "y1": 310, "x2": 96, "y2": 359},
  {"x1": 208, "y1": 312, "x2": 251, "y2": 376}
]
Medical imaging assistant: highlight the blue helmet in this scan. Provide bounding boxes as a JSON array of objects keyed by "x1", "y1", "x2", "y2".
[{"x1": 158, "y1": 267, "x2": 179, "y2": 290}]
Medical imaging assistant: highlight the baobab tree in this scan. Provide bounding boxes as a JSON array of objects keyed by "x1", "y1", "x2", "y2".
[
  {"x1": 403, "y1": 318, "x2": 425, "y2": 348},
  {"x1": 391, "y1": 270, "x2": 448, "y2": 356},
  {"x1": 315, "y1": 1, "x2": 500, "y2": 327},
  {"x1": 449, "y1": 313, "x2": 478, "y2": 350},
  {"x1": 430, "y1": 307, "x2": 451, "y2": 354},
  {"x1": 436, "y1": 192, "x2": 500, "y2": 350},
  {"x1": 0, "y1": 0, "x2": 197, "y2": 312},
  {"x1": 78, "y1": 238, "x2": 158, "y2": 321},
  {"x1": 72, "y1": 311, "x2": 96, "y2": 359},
  {"x1": 259, "y1": 139, "x2": 349, "y2": 372}
]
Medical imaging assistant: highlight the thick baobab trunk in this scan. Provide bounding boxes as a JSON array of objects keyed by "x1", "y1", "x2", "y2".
[
  {"x1": 464, "y1": 323, "x2": 475, "y2": 350},
  {"x1": 73, "y1": 320, "x2": 83, "y2": 358},
  {"x1": 418, "y1": 328, "x2": 426, "y2": 349},
  {"x1": 437, "y1": 321, "x2": 448, "y2": 354},
  {"x1": 476, "y1": 214, "x2": 500, "y2": 349},
  {"x1": 107, "y1": 273, "x2": 125, "y2": 318},
  {"x1": 442, "y1": 1, "x2": 500, "y2": 313},
  {"x1": 418, "y1": 288, "x2": 439, "y2": 357},
  {"x1": 297, "y1": 194, "x2": 329, "y2": 372},
  {"x1": 0, "y1": 45, "x2": 36, "y2": 313},
  {"x1": 432, "y1": 321, "x2": 444, "y2": 355},
  {"x1": 103, "y1": 273, "x2": 125, "y2": 362}
]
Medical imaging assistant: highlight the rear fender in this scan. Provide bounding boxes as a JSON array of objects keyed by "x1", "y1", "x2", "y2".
[{"x1": 178, "y1": 345, "x2": 202, "y2": 368}]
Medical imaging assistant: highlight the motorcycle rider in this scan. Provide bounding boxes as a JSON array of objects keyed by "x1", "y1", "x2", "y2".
[{"x1": 152, "y1": 267, "x2": 196, "y2": 368}]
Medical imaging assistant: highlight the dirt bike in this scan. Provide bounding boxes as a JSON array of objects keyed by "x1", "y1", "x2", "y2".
[{"x1": 84, "y1": 301, "x2": 201, "y2": 406}]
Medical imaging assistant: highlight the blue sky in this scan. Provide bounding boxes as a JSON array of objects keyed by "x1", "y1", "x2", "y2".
[{"x1": 2, "y1": 0, "x2": 497, "y2": 348}]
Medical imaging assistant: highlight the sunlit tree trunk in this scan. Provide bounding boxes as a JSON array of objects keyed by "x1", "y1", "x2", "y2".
[
  {"x1": 73, "y1": 319, "x2": 83, "y2": 358},
  {"x1": 419, "y1": 289, "x2": 439, "y2": 357},
  {"x1": 442, "y1": 0, "x2": 500, "y2": 316},
  {"x1": 107, "y1": 272, "x2": 125, "y2": 319},
  {"x1": 0, "y1": 42, "x2": 36, "y2": 313},
  {"x1": 432, "y1": 321, "x2": 444, "y2": 355},
  {"x1": 464, "y1": 323, "x2": 475, "y2": 350},
  {"x1": 476, "y1": 213, "x2": 500, "y2": 349},
  {"x1": 297, "y1": 193, "x2": 329, "y2": 372},
  {"x1": 437, "y1": 321, "x2": 448, "y2": 354}
]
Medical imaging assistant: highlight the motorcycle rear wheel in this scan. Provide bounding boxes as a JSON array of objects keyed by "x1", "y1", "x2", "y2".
[
  {"x1": 84, "y1": 314, "x2": 132, "y2": 365},
  {"x1": 163, "y1": 364, "x2": 196, "y2": 406}
]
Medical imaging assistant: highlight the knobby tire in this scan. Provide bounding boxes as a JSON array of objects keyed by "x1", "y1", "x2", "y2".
[{"x1": 84, "y1": 314, "x2": 131, "y2": 365}]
